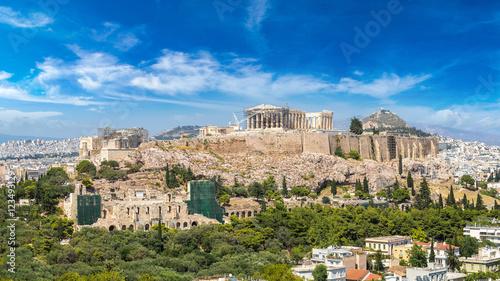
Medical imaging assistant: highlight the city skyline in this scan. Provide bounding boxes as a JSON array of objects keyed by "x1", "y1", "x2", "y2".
[{"x1": 0, "y1": 1, "x2": 499, "y2": 138}]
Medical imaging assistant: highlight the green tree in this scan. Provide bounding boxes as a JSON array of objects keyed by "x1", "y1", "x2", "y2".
[
  {"x1": 446, "y1": 185, "x2": 456, "y2": 207},
  {"x1": 393, "y1": 177, "x2": 400, "y2": 192},
  {"x1": 257, "y1": 264, "x2": 302, "y2": 281},
  {"x1": 281, "y1": 176, "x2": 288, "y2": 197},
  {"x1": 322, "y1": 196, "x2": 330, "y2": 204},
  {"x1": 220, "y1": 194, "x2": 230, "y2": 206},
  {"x1": 438, "y1": 194, "x2": 444, "y2": 209},
  {"x1": 290, "y1": 186, "x2": 310, "y2": 199},
  {"x1": 460, "y1": 175, "x2": 475, "y2": 190},
  {"x1": 248, "y1": 182, "x2": 266, "y2": 199},
  {"x1": 331, "y1": 180, "x2": 337, "y2": 196},
  {"x1": 476, "y1": 194, "x2": 486, "y2": 211},
  {"x1": 446, "y1": 245, "x2": 462, "y2": 272},
  {"x1": 408, "y1": 244, "x2": 428, "y2": 267},
  {"x1": 349, "y1": 116, "x2": 363, "y2": 135},
  {"x1": 393, "y1": 189, "x2": 410, "y2": 203},
  {"x1": 399, "y1": 155, "x2": 403, "y2": 175},
  {"x1": 407, "y1": 171, "x2": 414, "y2": 189},
  {"x1": 82, "y1": 178, "x2": 93, "y2": 189},
  {"x1": 312, "y1": 264, "x2": 327, "y2": 281},
  {"x1": 290, "y1": 246, "x2": 305, "y2": 264},
  {"x1": 355, "y1": 179, "x2": 362, "y2": 192},
  {"x1": 363, "y1": 177, "x2": 369, "y2": 193},
  {"x1": 462, "y1": 194, "x2": 469, "y2": 209},
  {"x1": 414, "y1": 178, "x2": 431, "y2": 210},
  {"x1": 76, "y1": 160, "x2": 96, "y2": 176},
  {"x1": 429, "y1": 239, "x2": 435, "y2": 262},
  {"x1": 374, "y1": 250, "x2": 384, "y2": 271},
  {"x1": 411, "y1": 227, "x2": 428, "y2": 242},
  {"x1": 460, "y1": 236, "x2": 479, "y2": 257}
]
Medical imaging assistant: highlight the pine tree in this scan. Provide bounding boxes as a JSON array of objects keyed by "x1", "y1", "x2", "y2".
[
  {"x1": 281, "y1": 176, "x2": 288, "y2": 197},
  {"x1": 488, "y1": 173, "x2": 494, "y2": 182},
  {"x1": 476, "y1": 194, "x2": 486, "y2": 211},
  {"x1": 462, "y1": 194, "x2": 469, "y2": 209},
  {"x1": 407, "y1": 171, "x2": 414, "y2": 189},
  {"x1": 438, "y1": 194, "x2": 443, "y2": 209},
  {"x1": 495, "y1": 200, "x2": 500, "y2": 211},
  {"x1": 363, "y1": 177, "x2": 369, "y2": 193},
  {"x1": 414, "y1": 178, "x2": 431, "y2": 210},
  {"x1": 446, "y1": 185, "x2": 456, "y2": 207},
  {"x1": 429, "y1": 238, "x2": 436, "y2": 262},
  {"x1": 349, "y1": 116, "x2": 363, "y2": 135},
  {"x1": 386, "y1": 185, "x2": 393, "y2": 199},
  {"x1": 158, "y1": 218, "x2": 163, "y2": 253},
  {"x1": 355, "y1": 179, "x2": 362, "y2": 192},
  {"x1": 331, "y1": 179, "x2": 337, "y2": 196},
  {"x1": 393, "y1": 177, "x2": 400, "y2": 191},
  {"x1": 399, "y1": 155, "x2": 403, "y2": 175},
  {"x1": 411, "y1": 184, "x2": 416, "y2": 196}
]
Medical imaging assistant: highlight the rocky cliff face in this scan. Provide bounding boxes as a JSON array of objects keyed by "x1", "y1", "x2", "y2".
[{"x1": 123, "y1": 143, "x2": 451, "y2": 193}]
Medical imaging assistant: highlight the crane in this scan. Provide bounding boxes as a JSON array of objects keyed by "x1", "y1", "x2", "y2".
[{"x1": 229, "y1": 112, "x2": 255, "y2": 131}]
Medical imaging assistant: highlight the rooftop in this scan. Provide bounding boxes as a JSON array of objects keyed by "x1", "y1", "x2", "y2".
[{"x1": 365, "y1": 236, "x2": 412, "y2": 243}]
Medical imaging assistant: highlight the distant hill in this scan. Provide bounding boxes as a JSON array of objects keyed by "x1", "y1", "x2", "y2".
[
  {"x1": 362, "y1": 108, "x2": 409, "y2": 129},
  {"x1": 412, "y1": 123, "x2": 500, "y2": 146},
  {"x1": 0, "y1": 133, "x2": 65, "y2": 144},
  {"x1": 154, "y1": 125, "x2": 202, "y2": 140}
]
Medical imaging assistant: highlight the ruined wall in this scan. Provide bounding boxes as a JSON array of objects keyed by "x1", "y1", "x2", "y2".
[{"x1": 162, "y1": 133, "x2": 438, "y2": 162}]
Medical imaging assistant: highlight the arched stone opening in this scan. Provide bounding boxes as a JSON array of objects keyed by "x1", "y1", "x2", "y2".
[
  {"x1": 242, "y1": 212, "x2": 246, "y2": 218},
  {"x1": 145, "y1": 224, "x2": 150, "y2": 230},
  {"x1": 121, "y1": 225, "x2": 127, "y2": 230},
  {"x1": 129, "y1": 225, "x2": 134, "y2": 231},
  {"x1": 248, "y1": 211, "x2": 252, "y2": 217},
  {"x1": 192, "y1": 221, "x2": 198, "y2": 227},
  {"x1": 109, "y1": 225, "x2": 116, "y2": 231},
  {"x1": 183, "y1": 222, "x2": 188, "y2": 228},
  {"x1": 176, "y1": 222, "x2": 181, "y2": 229},
  {"x1": 236, "y1": 212, "x2": 240, "y2": 218}
]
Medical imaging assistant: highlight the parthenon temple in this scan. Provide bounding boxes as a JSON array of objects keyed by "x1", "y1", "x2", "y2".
[{"x1": 245, "y1": 104, "x2": 334, "y2": 131}]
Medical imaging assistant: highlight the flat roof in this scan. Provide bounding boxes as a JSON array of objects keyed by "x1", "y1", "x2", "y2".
[{"x1": 365, "y1": 236, "x2": 411, "y2": 243}]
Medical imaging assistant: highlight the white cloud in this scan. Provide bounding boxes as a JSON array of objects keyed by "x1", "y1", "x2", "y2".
[
  {"x1": 91, "y1": 22, "x2": 141, "y2": 52},
  {"x1": 353, "y1": 70, "x2": 364, "y2": 76},
  {"x1": 0, "y1": 109, "x2": 62, "y2": 123},
  {"x1": 421, "y1": 109, "x2": 469, "y2": 128},
  {"x1": 0, "y1": 71, "x2": 12, "y2": 80},
  {"x1": 245, "y1": 0, "x2": 270, "y2": 32},
  {"x1": 0, "y1": 6, "x2": 53, "y2": 28},
  {"x1": 333, "y1": 73, "x2": 432, "y2": 99},
  {"x1": 0, "y1": 84, "x2": 104, "y2": 106}
]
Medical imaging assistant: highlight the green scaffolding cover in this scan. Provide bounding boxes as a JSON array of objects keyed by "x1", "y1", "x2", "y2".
[
  {"x1": 185, "y1": 181, "x2": 224, "y2": 223},
  {"x1": 77, "y1": 195, "x2": 101, "y2": 225}
]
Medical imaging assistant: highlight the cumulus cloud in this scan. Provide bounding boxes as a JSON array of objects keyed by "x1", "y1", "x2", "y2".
[
  {"x1": 1, "y1": 46, "x2": 431, "y2": 109},
  {"x1": 0, "y1": 71, "x2": 12, "y2": 80},
  {"x1": 0, "y1": 6, "x2": 53, "y2": 28},
  {"x1": 421, "y1": 109, "x2": 469, "y2": 128}
]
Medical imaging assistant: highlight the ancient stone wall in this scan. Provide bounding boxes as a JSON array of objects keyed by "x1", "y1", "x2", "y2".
[{"x1": 162, "y1": 133, "x2": 438, "y2": 162}]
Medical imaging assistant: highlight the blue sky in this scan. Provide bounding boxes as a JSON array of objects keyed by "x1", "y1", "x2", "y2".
[{"x1": 0, "y1": 0, "x2": 499, "y2": 138}]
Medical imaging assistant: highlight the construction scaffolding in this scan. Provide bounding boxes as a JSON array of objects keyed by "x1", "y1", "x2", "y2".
[
  {"x1": 185, "y1": 181, "x2": 225, "y2": 223},
  {"x1": 77, "y1": 195, "x2": 101, "y2": 225}
]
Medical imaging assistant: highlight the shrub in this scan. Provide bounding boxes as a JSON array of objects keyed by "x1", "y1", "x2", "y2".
[{"x1": 349, "y1": 150, "x2": 361, "y2": 160}]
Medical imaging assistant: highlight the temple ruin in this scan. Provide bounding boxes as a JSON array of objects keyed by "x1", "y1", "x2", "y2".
[
  {"x1": 79, "y1": 127, "x2": 149, "y2": 164},
  {"x1": 245, "y1": 104, "x2": 334, "y2": 131}
]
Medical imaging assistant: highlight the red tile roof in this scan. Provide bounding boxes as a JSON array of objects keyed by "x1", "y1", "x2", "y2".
[
  {"x1": 364, "y1": 273, "x2": 382, "y2": 281},
  {"x1": 347, "y1": 269, "x2": 370, "y2": 281},
  {"x1": 434, "y1": 244, "x2": 459, "y2": 250}
]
